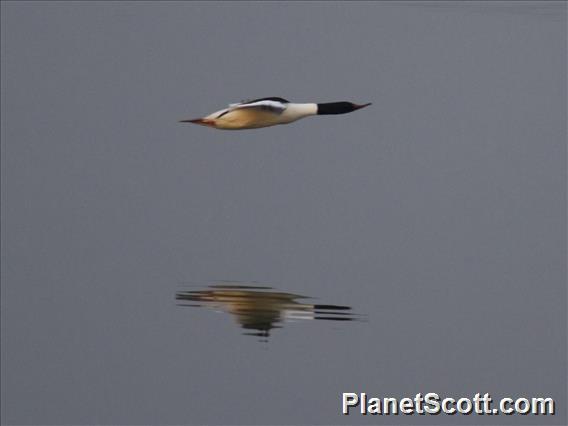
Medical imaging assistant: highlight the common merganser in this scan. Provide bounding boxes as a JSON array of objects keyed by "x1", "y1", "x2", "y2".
[
  {"x1": 179, "y1": 97, "x2": 372, "y2": 130},
  {"x1": 176, "y1": 284, "x2": 359, "y2": 339}
]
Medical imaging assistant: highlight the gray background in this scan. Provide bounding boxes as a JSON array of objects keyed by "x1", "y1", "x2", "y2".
[{"x1": 1, "y1": 1, "x2": 566, "y2": 425}]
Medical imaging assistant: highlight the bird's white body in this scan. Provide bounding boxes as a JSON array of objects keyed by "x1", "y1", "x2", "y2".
[
  {"x1": 180, "y1": 97, "x2": 371, "y2": 130},
  {"x1": 204, "y1": 102, "x2": 317, "y2": 130}
]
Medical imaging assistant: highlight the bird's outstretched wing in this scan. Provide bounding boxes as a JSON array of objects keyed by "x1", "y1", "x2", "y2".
[{"x1": 227, "y1": 100, "x2": 287, "y2": 115}]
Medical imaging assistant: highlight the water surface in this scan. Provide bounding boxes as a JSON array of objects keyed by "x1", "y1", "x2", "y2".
[{"x1": 1, "y1": 2, "x2": 565, "y2": 425}]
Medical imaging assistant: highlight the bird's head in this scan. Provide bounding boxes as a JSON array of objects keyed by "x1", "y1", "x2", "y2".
[{"x1": 316, "y1": 102, "x2": 372, "y2": 115}]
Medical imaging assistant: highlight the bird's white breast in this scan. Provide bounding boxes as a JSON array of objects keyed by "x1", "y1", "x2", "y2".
[{"x1": 281, "y1": 103, "x2": 318, "y2": 123}]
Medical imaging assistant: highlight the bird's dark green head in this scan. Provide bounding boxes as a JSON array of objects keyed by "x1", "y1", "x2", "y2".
[{"x1": 316, "y1": 102, "x2": 372, "y2": 115}]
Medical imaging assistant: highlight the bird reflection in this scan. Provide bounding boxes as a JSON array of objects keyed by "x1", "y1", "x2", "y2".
[{"x1": 176, "y1": 284, "x2": 362, "y2": 341}]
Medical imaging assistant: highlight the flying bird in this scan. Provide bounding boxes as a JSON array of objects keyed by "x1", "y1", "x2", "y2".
[{"x1": 179, "y1": 97, "x2": 371, "y2": 130}]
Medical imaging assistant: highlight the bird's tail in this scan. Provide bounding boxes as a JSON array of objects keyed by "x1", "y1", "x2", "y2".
[{"x1": 179, "y1": 118, "x2": 216, "y2": 127}]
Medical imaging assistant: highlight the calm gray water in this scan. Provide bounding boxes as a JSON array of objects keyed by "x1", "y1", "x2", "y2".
[{"x1": 1, "y1": 2, "x2": 566, "y2": 425}]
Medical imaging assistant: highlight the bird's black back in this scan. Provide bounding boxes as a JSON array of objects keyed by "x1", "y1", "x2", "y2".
[{"x1": 241, "y1": 97, "x2": 290, "y2": 104}]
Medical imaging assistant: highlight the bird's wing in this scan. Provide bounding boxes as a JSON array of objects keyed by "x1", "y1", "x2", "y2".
[{"x1": 227, "y1": 100, "x2": 287, "y2": 115}]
